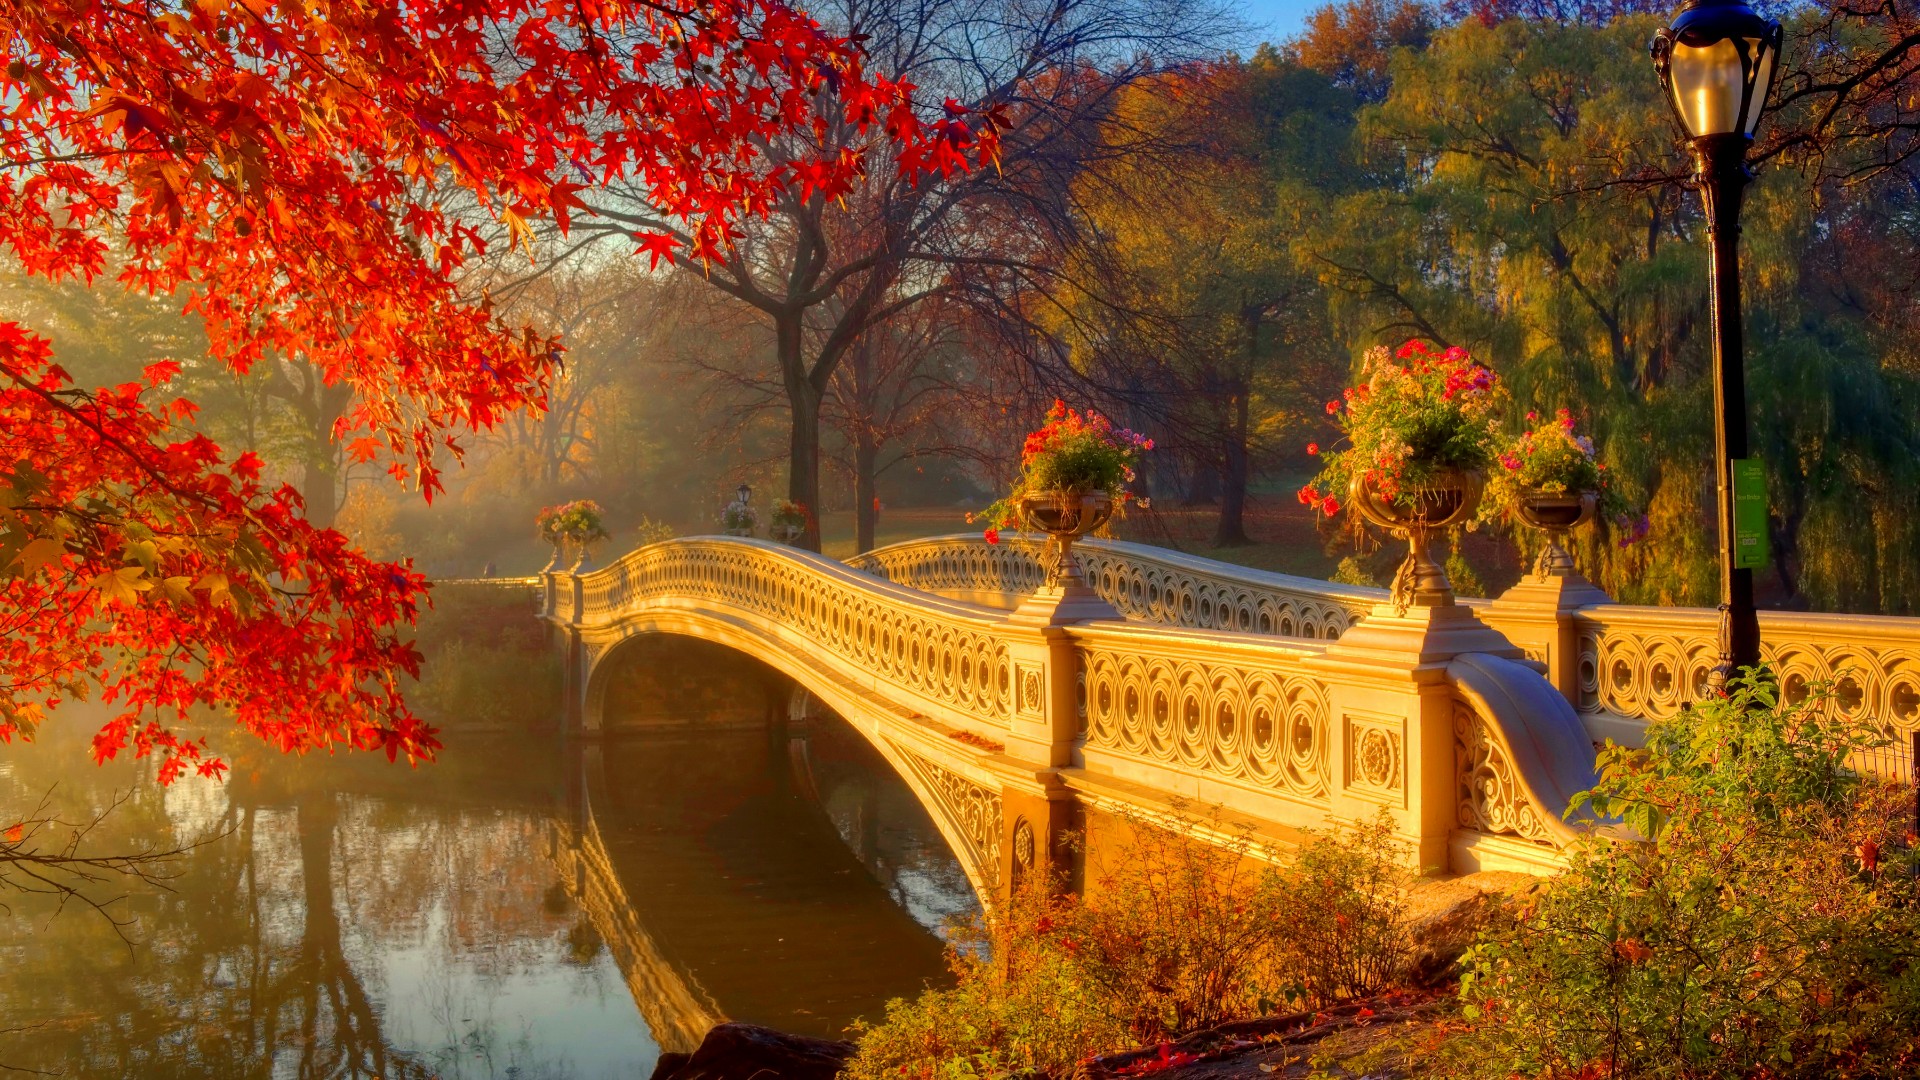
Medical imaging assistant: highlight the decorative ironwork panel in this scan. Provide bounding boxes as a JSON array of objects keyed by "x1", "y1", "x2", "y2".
[
  {"x1": 1454, "y1": 701, "x2": 1556, "y2": 846},
  {"x1": 573, "y1": 539, "x2": 1016, "y2": 725},
  {"x1": 1079, "y1": 640, "x2": 1333, "y2": 803},
  {"x1": 1577, "y1": 607, "x2": 1920, "y2": 779},
  {"x1": 896, "y1": 747, "x2": 1002, "y2": 887},
  {"x1": 850, "y1": 535, "x2": 1378, "y2": 641}
]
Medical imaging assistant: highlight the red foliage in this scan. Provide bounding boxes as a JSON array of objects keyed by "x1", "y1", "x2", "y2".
[{"x1": 0, "y1": 0, "x2": 996, "y2": 780}]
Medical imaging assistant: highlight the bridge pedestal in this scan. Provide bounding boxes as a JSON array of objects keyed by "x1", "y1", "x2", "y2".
[
  {"x1": 1482, "y1": 572, "x2": 1612, "y2": 705},
  {"x1": 1312, "y1": 601, "x2": 1525, "y2": 871}
]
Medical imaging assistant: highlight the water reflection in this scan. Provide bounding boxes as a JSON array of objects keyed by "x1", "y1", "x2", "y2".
[{"x1": 0, "y1": 713, "x2": 974, "y2": 1077}]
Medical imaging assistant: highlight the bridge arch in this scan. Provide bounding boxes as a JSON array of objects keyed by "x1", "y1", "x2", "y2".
[{"x1": 582, "y1": 617, "x2": 1007, "y2": 903}]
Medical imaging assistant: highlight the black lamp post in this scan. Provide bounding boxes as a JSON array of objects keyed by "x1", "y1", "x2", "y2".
[
  {"x1": 737, "y1": 482, "x2": 752, "y2": 506},
  {"x1": 1651, "y1": 0, "x2": 1782, "y2": 686}
]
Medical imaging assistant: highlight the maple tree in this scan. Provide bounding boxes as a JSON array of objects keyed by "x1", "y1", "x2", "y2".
[{"x1": 0, "y1": 0, "x2": 993, "y2": 781}]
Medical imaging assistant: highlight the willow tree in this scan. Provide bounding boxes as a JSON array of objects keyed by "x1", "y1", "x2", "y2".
[{"x1": 1312, "y1": 13, "x2": 1920, "y2": 612}]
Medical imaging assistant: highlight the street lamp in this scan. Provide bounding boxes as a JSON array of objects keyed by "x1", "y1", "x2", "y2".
[
  {"x1": 736, "y1": 482, "x2": 752, "y2": 506},
  {"x1": 1651, "y1": 0, "x2": 1782, "y2": 686}
]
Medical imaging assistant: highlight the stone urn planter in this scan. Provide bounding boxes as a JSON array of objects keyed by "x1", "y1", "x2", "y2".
[
  {"x1": 1348, "y1": 468, "x2": 1484, "y2": 611},
  {"x1": 769, "y1": 522, "x2": 803, "y2": 544},
  {"x1": 1514, "y1": 489, "x2": 1597, "y2": 578},
  {"x1": 1018, "y1": 490, "x2": 1112, "y2": 588}
]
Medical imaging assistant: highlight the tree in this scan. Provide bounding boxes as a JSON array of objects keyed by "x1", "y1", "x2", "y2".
[
  {"x1": 1, "y1": 0, "x2": 960, "y2": 779},
  {"x1": 574, "y1": 0, "x2": 1227, "y2": 549},
  {"x1": 1045, "y1": 56, "x2": 1352, "y2": 546}
]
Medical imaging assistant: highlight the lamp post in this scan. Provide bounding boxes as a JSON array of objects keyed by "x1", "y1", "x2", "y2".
[
  {"x1": 1651, "y1": 0, "x2": 1782, "y2": 686},
  {"x1": 737, "y1": 482, "x2": 752, "y2": 506}
]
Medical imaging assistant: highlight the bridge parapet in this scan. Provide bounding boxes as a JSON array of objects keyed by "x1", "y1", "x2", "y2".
[
  {"x1": 546, "y1": 536, "x2": 1605, "y2": 879},
  {"x1": 849, "y1": 534, "x2": 1383, "y2": 639},
  {"x1": 854, "y1": 535, "x2": 1920, "y2": 781}
]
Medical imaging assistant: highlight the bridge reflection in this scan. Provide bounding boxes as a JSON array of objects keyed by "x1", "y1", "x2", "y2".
[{"x1": 554, "y1": 724, "x2": 972, "y2": 1050}]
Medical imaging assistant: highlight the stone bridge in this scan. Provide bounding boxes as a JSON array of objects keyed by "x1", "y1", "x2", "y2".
[{"x1": 537, "y1": 533, "x2": 1920, "y2": 903}]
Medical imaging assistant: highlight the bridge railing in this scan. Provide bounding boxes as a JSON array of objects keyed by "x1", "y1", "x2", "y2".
[
  {"x1": 847, "y1": 534, "x2": 1384, "y2": 639},
  {"x1": 558, "y1": 537, "x2": 1021, "y2": 731},
  {"x1": 856, "y1": 534, "x2": 1920, "y2": 782},
  {"x1": 549, "y1": 536, "x2": 1611, "y2": 875}
]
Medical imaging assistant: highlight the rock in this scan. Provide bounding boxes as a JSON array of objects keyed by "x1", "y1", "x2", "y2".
[
  {"x1": 647, "y1": 1023, "x2": 856, "y2": 1080},
  {"x1": 1402, "y1": 870, "x2": 1538, "y2": 988}
]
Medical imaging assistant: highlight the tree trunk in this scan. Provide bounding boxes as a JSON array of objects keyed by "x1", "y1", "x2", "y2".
[
  {"x1": 779, "y1": 314, "x2": 824, "y2": 552},
  {"x1": 302, "y1": 455, "x2": 340, "y2": 530},
  {"x1": 1214, "y1": 378, "x2": 1252, "y2": 547}
]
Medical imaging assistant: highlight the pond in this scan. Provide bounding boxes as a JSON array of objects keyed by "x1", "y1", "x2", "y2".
[{"x1": 0, "y1": 709, "x2": 976, "y2": 1078}]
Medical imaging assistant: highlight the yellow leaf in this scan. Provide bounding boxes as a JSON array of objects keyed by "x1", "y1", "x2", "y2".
[
  {"x1": 122, "y1": 539, "x2": 160, "y2": 571},
  {"x1": 90, "y1": 566, "x2": 153, "y2": 605},
  {"x1": 10, "y1": 538, "x2": 65, "y2": 577}
]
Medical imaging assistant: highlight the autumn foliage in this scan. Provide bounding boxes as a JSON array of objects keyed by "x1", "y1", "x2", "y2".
[{"x1": 0, "y1": 0, "x2": 996, "y2": 779}]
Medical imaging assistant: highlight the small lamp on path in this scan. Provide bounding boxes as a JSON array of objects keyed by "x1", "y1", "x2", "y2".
[{"x1": 1650, "y1": 0, "x2": 1782, "y2": 687}]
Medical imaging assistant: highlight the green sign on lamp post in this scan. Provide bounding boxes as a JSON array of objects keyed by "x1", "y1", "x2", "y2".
[{"x1": 1732, "y1": 459, "x2": 1769, "y2": 571}]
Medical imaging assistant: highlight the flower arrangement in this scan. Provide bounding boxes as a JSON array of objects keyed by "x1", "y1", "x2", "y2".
[
  {"x1": 768, "y1": 498, "x2": 809, "y2": 542},
  {"x1": 1483, "y1": 409, "x2": 1627, "y2": 521},
  {"x1": 1299, "y1": 340, "x2": 1504, "y2": 517},
  {"x1": 720, "y1": 497, "x2": 757, "y2": 534},
  {"x1": 535, "y1": 499, "x2": 609, "y2": 548},
  {"x1": 973, "y1": 400, "x2": 1152, "y2": 544}
]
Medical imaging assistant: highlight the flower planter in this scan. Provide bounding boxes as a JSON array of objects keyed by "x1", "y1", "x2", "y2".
[
  {"x1": 769, "y1": 522, "x2": 803, "y2": 544},
  {"x1": 1018, "y1": 490, "x2": 1112, "y2": 588},
  {"x1": 1514, "y1": 490, "x2": 1597, "y2": 578},
  {"x1": 1348, "y1": 468, "x2": 1483, "y2": 611}
]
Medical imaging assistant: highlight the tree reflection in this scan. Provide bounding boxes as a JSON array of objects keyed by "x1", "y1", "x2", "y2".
[{"x1": 0, "y1": 734, "x2": 637, "y2": 1079}]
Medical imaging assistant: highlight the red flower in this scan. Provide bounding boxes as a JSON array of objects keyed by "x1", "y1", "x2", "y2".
[
  {"x1": 983, "y1": 527, "x2": 1000, "y2": 544},
  {"x1": 1321, "y1": 496, "x2": 1341, "y2": 517},
  {"x1": 1306, "y1": 442, "x2": 1319, "y2": 455},
  {"x1": 1326, "y1": 399, "x2": 1340, "y2": 415}
]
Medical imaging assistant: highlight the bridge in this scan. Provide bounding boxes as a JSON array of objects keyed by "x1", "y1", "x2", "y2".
[{"x1": 537, "y1": 532, "x2": 1920, "y2": 903}]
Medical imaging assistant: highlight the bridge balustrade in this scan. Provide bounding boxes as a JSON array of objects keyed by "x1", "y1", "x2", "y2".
[
  {"x1": 852, "y1": 535, "x2": 1920, "y2": 782},
  {"x1": 543, "y1": 536, "x2": 1609, "y2": 889}
]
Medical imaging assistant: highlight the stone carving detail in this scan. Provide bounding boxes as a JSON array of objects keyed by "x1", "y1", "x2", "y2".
[
  {"x1": 1080, "y1": 644, "x2": 1332, "y2": 803},
  {"x1": 573, "y1": 540, "x2": 1015, "y2": 725},
  {"x1": 1344, "y1": 717, "x2": 1403, "y2": 798},
  {"x1": 897, "y1": 748, "x2": 1003, "y2": 887},
  {"x1": 1019, "y1": 666, "x2": 1044, "y2": 716},
  {"x1": 850, "y1": 536, "x2": 1373, "y2": 641},
  {"x1": 1577, "y1": 611, "x2": 1920, "y2": 779},
  {"x1": 1454, "y1": 701, "x2": 1554, "y2": 845},
  {"x1": 1012, "y1": 818, "x2": 1036, "y2": 871}
]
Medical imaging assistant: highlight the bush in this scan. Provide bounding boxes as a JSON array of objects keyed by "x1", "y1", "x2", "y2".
[
  {"x1": 1277, "y1": 814, "x2": 1414, "y2": 1008},
  {"x1": 842, "y1": 880, "x2": 1128, "y2": 1080},
  {"x1": 1450, "y1": 674, "x2": 1920, "y2": 1079},
  {"x1": 844, "y1": 806, "x2": 1416, "y2": 1078}
]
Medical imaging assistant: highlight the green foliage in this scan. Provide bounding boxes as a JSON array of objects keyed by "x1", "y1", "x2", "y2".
[
  {"x1": 844, "y1": 807, "x2": 1416, "y2": 1079},
  {"x1": 842, "y1": 880, "x2": 1130, "y2": 1080},
  {"x1": 1443, "y1": 539, "x2": 1486, "y2": 599},
  {"x1": 1330, "y1": 554, "x2": 1382, "y2": 587},
  {"x1": 1450, "y1": 675, "x2": 1920, "y2": 1078}
]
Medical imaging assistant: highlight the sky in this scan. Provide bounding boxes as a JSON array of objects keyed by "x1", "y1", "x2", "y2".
[{"x1": 1232, "y1": 0, "x2": 1322, "y2": 50}]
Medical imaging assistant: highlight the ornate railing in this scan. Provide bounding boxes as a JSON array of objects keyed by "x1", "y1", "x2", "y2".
[
  {"x1": 564, "y1": 537, "x2": 1019, "y2": 726},
  {"x1": 850, "y1": 534, "x2": 1383, "y2": 640},
  {"x1": 545, "y1": 535, "x2": 1628, "y2": 872},
  {"x1": 1577, "y1": 605, "x2": 1920, "y2": 778},
  {"x1": 851, "y1": 534, "x2": 1920, "y2": 782},
  {"x1": 1072, "y1": 623, "x2": 1335, "y2": 807}
]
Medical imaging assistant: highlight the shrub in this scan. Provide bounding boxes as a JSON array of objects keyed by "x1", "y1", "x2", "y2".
[
  {"x1": 844, "y1": 805, "x2": 1418, "y2": 1078},
  {"x1": 1064, "y1": 805, "x2": 1292, "y2": 1040},
  {"x1": 1450, "y1": 674, "x2": 1920, "y2": 1079},
  {"x1": 842, "y1": 879, "x2": 1128, "y2": 1080},
  {"x1": 1277, "y1": 814, "x2": 1414, "y2": 1009}
]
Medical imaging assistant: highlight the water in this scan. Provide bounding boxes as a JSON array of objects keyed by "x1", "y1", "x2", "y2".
[{"x1": 0, "y1": 714, "x2": 975, "y2": 1078}]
